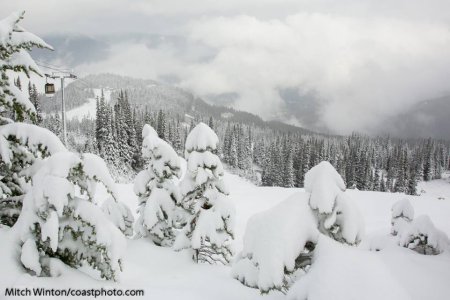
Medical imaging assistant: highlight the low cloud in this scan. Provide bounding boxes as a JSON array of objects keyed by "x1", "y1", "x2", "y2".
[
  {"x1": 5, "y1": 0, "x2": 450, "y2": 134},
  {"x1": 79, "y1": 13, "x2": 450, "y2": 134}
]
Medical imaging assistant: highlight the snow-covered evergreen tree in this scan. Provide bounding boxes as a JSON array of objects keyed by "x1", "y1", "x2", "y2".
[
  {"x1": 19, "y1": 152, "x2": 126, "y2": 281},
  {"x1": 114, "y1": 90, "x2": 132, "y2": 166},
  {"x1": 175, "y1": 122, "x2": 235, "y2": 265},
  {"x1": 0, "y1": 123, "x2": 66, "y2": 226},
  {"x1": 28, "y1": 82, "x2": 41, "y2": 124},
  {"x1": 134, "y1": 124, "x2": 182, "y2": 246},
  {"x1": 0, "y1": 11, "x2": 51, "y2": 124},
  {"x1": 157, "y1": 109, "x2": 166, "y2": 140},
  {"x1": 305, "y1": 161, "x2": 364, "y2": 245},
  {"x1": 101, "y1": 197, "x2": 135, "y2": 237}
]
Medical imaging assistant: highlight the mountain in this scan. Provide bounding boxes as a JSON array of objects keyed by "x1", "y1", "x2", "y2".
[
  {"x1": 40, "y1": 73, "x2": 316, "y2": 135},
  {"x1": 380, "y1": 96, "x2": 450, "y2": 140}
]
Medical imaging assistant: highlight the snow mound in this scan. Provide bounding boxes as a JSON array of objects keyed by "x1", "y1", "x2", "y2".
[
  {"x1": 391, "y1": 199, "x2": 414, "y2": 236},
  {"x1": 287, "y1": 236, "x2": 410, "y2": 300},
  {"x1": 398, "y1": 215, "x2": 449, "y2": 255},
  {"x1": 232, "y1": 193, "x2": 319, "y2": 293},
  {"x1": 392, "y1": 199, "x2": 414, "y2": 221}
]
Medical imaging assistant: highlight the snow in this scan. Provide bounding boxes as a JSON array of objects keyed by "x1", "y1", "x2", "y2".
[
  {"x1": 134, "y1": 124, "x2": 182, "y2": 245},
  {"x1": 287, "y1": 236, "x2": 411, "y2": 300},
  {"x1": 101, "y1": 197, "x2": 134, "y2": 237},
  {"x1": 143, "y1": 189, "x2": 175, "y2": 228},
  {"x1": 1, "y1": 171, "x2": 450, "y2": 299},
  {"x1": 0, "y1": 11, "x2": 51, "y2": 50},
  {"x1": 398, "y1": 215, "x2": 449, "y2": 254},
  {"x1": 303, "y1": 161, "x2": 364, "y2": 245},
  {"x1": 40, "y1": 210, "x2": 59, "y2": 251},
  {"x1": 304, "y1": 161, "x2": 346, "y2": 214},
  {"x1": 71, "y1": 198, "x2": 127, "y2": 273},
  {"x1": 391, "y1": 198, "x2": 414, "y2": 235},
  {"x1": 331, "y1": 192, "x2": 365, "y2": 244},
  {"x1": 0, "y1": 122, "x2": 66, "y2": 165},
  {"x1": 183, "y1": 151, "x2": 225, "y2": 188},
  {"x1": 20, "y1": 238, "x2": 42, "y2": 275},
  {"x1": 184, "y1": 122, "x2": 219, "y2": 156},
  {"x1": 392, "y1": 198, "x2": 414, "y2": 221},
  {"x1": 82, "y1": 153, "x2": 119, "y2": 199},
  {"x1": 232, "y1": 193, "x2": 318, "y2": 293},
  {"x1": 66, "y1": 88, "x2": 112, "y2": 121},
  {"x1": 0, "y1": 11, "x2": 52, "y2": 122},
  {"x1": 191, "y1": 193, "x2": 236, "y2": 249},
  {"x1": 179, "y1": 123, "x2": 235, "y2": 264}
]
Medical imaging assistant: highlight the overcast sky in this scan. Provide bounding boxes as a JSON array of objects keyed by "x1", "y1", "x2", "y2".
[{"x1": 3, "y1": 0, "x2": 450, "y2": 134}]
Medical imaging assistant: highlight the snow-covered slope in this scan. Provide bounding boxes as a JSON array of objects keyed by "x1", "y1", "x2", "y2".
[
  {"x1": 1, "y1": 173, "x2": 450, "y2": 299},
  {"x1": 66, "y1": 88, "x2": 112, "y2": 121}
]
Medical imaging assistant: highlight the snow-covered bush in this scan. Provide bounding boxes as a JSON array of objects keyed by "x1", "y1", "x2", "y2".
[
  {"x1": 305, "y1": 161, "x2": 364, "y2": 245},
  {"x1": 19, "y1": 152, "x2": 126, "y2": 281},
  {"x1": 0, "y1": 11, "x2": 51, "y2": 124},
  {"x1": 233, "y1": 161, "x2": 364, "y2": 294},
  {"x1": 232, "y1": 194, "x2": 318, "y2": 294},
  {"x1": 391, "y1": 199, "x2": 414, "y2": 236},
  {"x1": 398, "y1": 215, "x2": 449, "y2": 255},
  {"x1": 101, "y1": 197, "x2": 134, "y2": 237},
  {"x1": 175, "y1": 122, "x2": 235, "y2": 265},
  {"x1": 134, "y1": 124, "x2": 182, "y2": 246},
  {"x1": 0, "y1": 123, "x2": 66, "y2": 226}
]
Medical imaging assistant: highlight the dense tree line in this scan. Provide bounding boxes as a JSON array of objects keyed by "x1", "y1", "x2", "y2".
[
  {"x1": 257, "y1": 133, "x2": 449, "y2": 195},
  {"x1": 41, "y1": 88, "x2": 450, "y2": 194}
]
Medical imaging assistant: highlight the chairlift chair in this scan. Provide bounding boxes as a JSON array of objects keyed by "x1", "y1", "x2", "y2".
[
  {"x1": 45, "y1": 83, "x2": 55, "y2": 95},
  {"x1": 44, "y1": 74, "x2": 55, "y2": 97}
]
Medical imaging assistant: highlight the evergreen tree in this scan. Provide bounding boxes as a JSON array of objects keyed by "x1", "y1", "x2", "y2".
[
  {"x1": 175, "y1": 123, "x2": 235, "y2": 265},
  {"x1": 134, "y1": 125, "x2": 182, "y2": 246},
  {"x1": 208, "y1": 116, "x2": 214, "y2": 130},
  {"x1": 0, "y1": 11, "x2": 51, "y2": 124},
  {"x1": 20, "y1": 152, "x2": 126, "y2": 281},
  {"x1": 157, "y1": 110, "x2": 166, "y2": 140},
  {"x1": 114, "y1": 90, "x2": 132, "y2": 166},
  {"x1": 28, "y1": 82, "x2": 42, "y2": 124},
  {"x1": 380, "y1": 174, "x2": 387, "y2": 192}
]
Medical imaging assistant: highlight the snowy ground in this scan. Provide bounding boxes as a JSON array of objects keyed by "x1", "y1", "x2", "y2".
[
  {"x1": 66, "y1": 89, "x2": 112, "y2": 121},
  {"x1": 1, "y1": 173, "x2": 450, "y2": 299}
]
